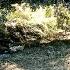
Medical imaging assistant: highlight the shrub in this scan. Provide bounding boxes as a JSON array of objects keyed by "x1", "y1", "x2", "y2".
[
  {"x1": 56, "y1": 4, "x2": 70, "y2": 30},
  {"x1": 5, "y1": 3, "x2": 70, "y2": 44}
]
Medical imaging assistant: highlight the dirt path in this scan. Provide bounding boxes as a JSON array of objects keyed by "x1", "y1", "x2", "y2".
[{"x1": 0, "y1": 43, "x2": 70, "y2": 70}]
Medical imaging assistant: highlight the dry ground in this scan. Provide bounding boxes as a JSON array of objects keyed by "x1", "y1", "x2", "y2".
[{"x1": 0, "y1": 42, "x2": 70, "y2": 70}]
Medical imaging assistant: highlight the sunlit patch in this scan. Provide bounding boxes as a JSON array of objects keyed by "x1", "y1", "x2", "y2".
[
  {"x1": 5, "y1": 3, "x2": 70, "y2": 40},
  {"x1": 0, "y1": 62, "x2": 25, "y2": 70},
  {"x1": 64, "y1": 54, "x2": 70, "y2": 70}
]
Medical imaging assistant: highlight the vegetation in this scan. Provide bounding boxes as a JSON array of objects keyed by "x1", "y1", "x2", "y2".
[{"x1": 0, "y1": 0, "x2": 70, "y2": 52}]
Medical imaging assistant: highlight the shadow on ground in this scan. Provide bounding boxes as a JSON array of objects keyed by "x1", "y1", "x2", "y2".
[{"x1": 0, "y1": 40, "x2": 70, "y2": 70}]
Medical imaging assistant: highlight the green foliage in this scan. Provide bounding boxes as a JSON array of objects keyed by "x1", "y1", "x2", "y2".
[
  {"x1": 45, "y1": 6, "x2": 52, "y2": 17},
  {"x1": 6, "y1": 11, "x2": 28, "y2": 21},
  {"x1": 56, "y1": 4, "x2": 70, "y2": 30},
  {"x1": 5, "y1": 3, "x2": 66, "y2": 41},
  {"x1": 47, "y1": 0, "x2": 54, "y2": 5},
  {"x1": 1, "y1": 3, "x2": 70, "y2": 46},
  {"x1": 45, "y1": 6, "x2": 54, "y2": 17},
  {"x1": 0, "y1": 8, "x2": 8, "y2": 23},
  {"x1": 0, "y1": 24, "x2": 5, "y2": 31},
  {"x1": 1, "y1": 0, "x2": 70, "y2": 53}
]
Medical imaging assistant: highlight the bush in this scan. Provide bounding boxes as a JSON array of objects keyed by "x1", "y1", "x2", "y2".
[
  {"x1": 4, "y1": 3, "x2": 70, "y2": 44},
  {"x1": 0, "y1": 2, "x2": 70, "y2": 52},
  {"x1": 56, "y1": 4, "x2": 70, "y2": 31}
]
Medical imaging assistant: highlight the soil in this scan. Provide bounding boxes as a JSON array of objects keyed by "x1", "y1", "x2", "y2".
[{"x1": 0, "y1": 42, "x2": 70, "y2": 70}]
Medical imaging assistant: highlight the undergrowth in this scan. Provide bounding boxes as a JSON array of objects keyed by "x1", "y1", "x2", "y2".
[
  {"x1": 5, "y1": 3, "x2": 70, "y2": 40},
  {"x1": 0, "y1": 3, "x2": 70, "y2": 46}
]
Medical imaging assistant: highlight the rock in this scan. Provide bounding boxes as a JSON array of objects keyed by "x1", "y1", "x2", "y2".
[{"x1": 10, "y1": 45, "x2": 24, "y2": 52}]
